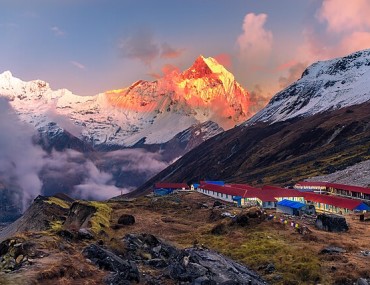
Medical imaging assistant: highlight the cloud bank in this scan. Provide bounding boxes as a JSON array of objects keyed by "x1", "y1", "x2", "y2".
[{"x1": 0, "y1": 99, "x2": 44, "y2": 211}]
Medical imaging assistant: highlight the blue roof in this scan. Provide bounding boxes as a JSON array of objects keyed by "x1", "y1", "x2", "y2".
[
  {"x1": 277, "y1": 199, "x2": 306, "y2": 209},
  {"x1": 193, "y1": 183, "x2": 200, "y2": 188},
  {"x1": 154, "y1": 189, "x2": 173, "y2": 196},
  {"x1": 233, "y1": 196, "x2": 242, "y2": 201},
  {"x1": 355, "y1": 203, "x2": 370, "y2": 211},
  {"x1": 205, "y1": 181, "x2": 225, "y2": 186}
]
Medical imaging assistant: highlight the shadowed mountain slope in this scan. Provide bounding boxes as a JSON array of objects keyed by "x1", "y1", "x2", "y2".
[{"x1": 127, "y1": 102, "x2": 370, "y2": 197}]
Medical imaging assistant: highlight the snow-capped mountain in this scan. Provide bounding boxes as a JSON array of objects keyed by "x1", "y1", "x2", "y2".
[
  {"x1": 249, "y1": 49, "x2": 370, "y2": 124},
  {"x1": 0, "y1": 56, "x2": 251, "y2": 147}
]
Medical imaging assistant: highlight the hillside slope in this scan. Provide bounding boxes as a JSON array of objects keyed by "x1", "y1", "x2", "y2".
[{"x1": 129, "y1": 102, "x2": 370, "y2": 197}]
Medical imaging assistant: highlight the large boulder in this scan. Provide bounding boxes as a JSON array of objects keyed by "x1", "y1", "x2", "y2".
[
  {"x1": 232, "y1": 214, "x2": 249, "y2": 227},
  {"x1": 122, "y1": 233, "x2": 266, "y2": 285},
  {"x1": 315, "y1": 214, "x2": 349, "y2": 232},
  {"x1": 82, "y1": 244, "x2": 139, "y2": 283},
  {"x1": 118, "y1": 214, "x2": 135, "y2": 226},
  {"x1": 184, "y1": 248, "x2": 266, "y2": 285},
  {"x1": 125, "y1": 233, "x2": 178, "y2": 263}
]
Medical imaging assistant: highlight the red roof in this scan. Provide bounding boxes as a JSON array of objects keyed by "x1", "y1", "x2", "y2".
[
  {"x1": 200, "y1": 184, "x2": 248, "y2": 197},
  {"x1": 326, "y1": 183, "x2": 370, "y2": 195},
  {"x1": 199, "y1": 184, "x2": 304, "y2": 202},
  {"x1": 230, "y1": 184, "x2": 255, "y2": 190},
  {"x1": 296, "y1": 182, "x2": 370, "y2": 195},
  {"x1": 303, "y1": 192, "x2": 363, "y2": 210},
  {"x1": 154, "y1": 183, "x2": 189, "y2": 189},
  {"x1": 262, "y1": 185, "x2": 305, "y2": 197}
]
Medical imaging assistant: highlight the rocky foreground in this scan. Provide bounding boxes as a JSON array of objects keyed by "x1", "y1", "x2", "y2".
[
  {"x1": 0, "y1": 192, "x2": 369, "y2": 285},
  {"x1": 0, "y1": 193, "x2": 266, "y2": 285}
]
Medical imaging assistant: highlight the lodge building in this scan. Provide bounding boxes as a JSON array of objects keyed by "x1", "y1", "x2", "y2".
[
  {"x1": 153, "y1": 181, "x2": 370, "y2": 215},
  {"x1": 294, "y1": 182, "x2": 370, "y2": 202},
  {"x1": 197, "y1": 183, "x2": 305, "y2": 209}
]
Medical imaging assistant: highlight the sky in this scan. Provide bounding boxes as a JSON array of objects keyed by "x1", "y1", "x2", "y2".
[{"x1": 1, "y1": 0, "x2": 370, "y2": 100}]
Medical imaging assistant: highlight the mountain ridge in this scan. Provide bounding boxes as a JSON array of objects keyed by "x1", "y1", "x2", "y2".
[
  {"x1": 126, "y1": 49, "x2": 370, "y2": 197},
  {"x1": 249, "y1": 49, "x2": 370, "y2": 125},
  {"x1": 0, "y1": 55, "x2": 251, "y2": 148}
]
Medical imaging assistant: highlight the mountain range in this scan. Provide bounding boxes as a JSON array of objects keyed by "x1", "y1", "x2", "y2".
[
  {"x1": 128, "y1": 48, "x2": 370, "y2": 197},
  {"x1": 0, "y1": 55, "x2": 253, "y2": 206},
  {"x1": 0, "y1": 55, "x2": 251, "y2": 148},
  {"x1": 2, "y1": 49, "x2": 370, "y2": 203}
]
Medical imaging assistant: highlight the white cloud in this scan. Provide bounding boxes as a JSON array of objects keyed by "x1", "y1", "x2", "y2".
[
  {"x1": 70, "y1": 61, "x2": 86, "y2": 70},
  {"x1": 0, "y1": 99, "x2": 45, "y2": 211},
  {"x1": 51, "y1": 26, "x2": 66, "y2": 37}
]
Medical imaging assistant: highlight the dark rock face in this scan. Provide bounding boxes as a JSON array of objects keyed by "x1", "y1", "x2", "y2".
[
  {"x1": 77, "y1": 228, "x2": 94, "y2": 240},
  {"x1": 128, "y1": 101, "x2": 370, "y2": 198},
  {"x1": 357, "y1": 278, "x2": 370, "y2": 285},
  {"x1": 320, "y1": 246, "x2": 346, "y2": 254},
  {"x1": 64, "y1": 202, "x2": 96, "y2": 230},
  {"x1": 118, "y1": 214, "x2": 135, "y2": 226},
  {"x1": 213, "y1": 201, "x2": 224, "y2": 208},
  {"x1": 124, "y1": 233, "x2": 266, "y2": 285},
  {"x1": 315, "y1": 214, "x2": 349, "y2": 232},
  {"x1": 82, "y1": 244, "x2": 139, "y2": 284},
  {"x1": 233, "y1": 214, "x2": 249, "y2": 227}
]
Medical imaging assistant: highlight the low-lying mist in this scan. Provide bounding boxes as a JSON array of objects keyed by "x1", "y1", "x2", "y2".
[{"x1": 0, "y1": 99, "x2": 169, "y2": 212}]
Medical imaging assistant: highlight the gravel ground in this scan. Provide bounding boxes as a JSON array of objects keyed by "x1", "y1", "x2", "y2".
[{"x1": 306, "y1": 160, "x2": 370, "y2": 187}]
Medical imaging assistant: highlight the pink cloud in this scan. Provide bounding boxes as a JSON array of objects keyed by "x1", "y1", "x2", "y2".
[
  {"x1": 161, "y1": 43, "x2": 184, "y2": 59},
  {"x1": 214, "y1": 53, "x2": 232, "y2": 69},
  {"x1": 237, "y1": 13, "x2": 273, "y2": 66},
  {"x1": 317, "y1": 0, "x2": 370, "y2": 34},
  {"x1": 119, "y1": 28, "x2": 160, "y2": 66},
  {"x1": 162, "y1": 64, "x2": 180, "y2": 76},
  {"x1": 299, "y1": 0, "x2": 370, "y2": 63},
  {"x1": 278, "y1": 62, "x2": 307, "y2": 89},
  {"x1": 275, "y1": 60, "x2": 299, "y2": 72}
]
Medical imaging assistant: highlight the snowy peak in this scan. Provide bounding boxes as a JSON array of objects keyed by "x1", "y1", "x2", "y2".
[
  {"x1": 182, "y1": 55, "x2": 215, "y2": 79},
  {"x1": 249, "y1": 49, "x2": 370, "y2": 125},
  {"x1": 0, "y1": 55, "x2": 252, "y2": 147},
  {"x1": 105, "y1": 55, "x2": 251, "y2": 130},
  {"x1": 0, "y1": 71, "x2": 51, "y2": 101}
]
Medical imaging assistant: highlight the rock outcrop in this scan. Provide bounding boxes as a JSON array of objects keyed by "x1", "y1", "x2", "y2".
[
  {"x1": 124, "y1": 233, "x2": 266, "y2": 285},
  {"x1": 82, "y1": 244, "x2": 140, "y2": 284},
  {"x1": 315, "y1": 214, "x2": 349, "y2": 232}
]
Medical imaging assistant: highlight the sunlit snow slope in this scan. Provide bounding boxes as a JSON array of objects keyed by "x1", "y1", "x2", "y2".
[
  {"x1": 0, "y1": 56, "x2": 251, "y2": 147},
  {"x1": 249, "y1": 49, "x2": 370, "y2": 124}
]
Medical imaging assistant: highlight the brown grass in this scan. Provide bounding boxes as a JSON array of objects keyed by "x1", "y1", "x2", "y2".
[{"x1": 2, "y1": 192, "x2": 369, "y2": 285}]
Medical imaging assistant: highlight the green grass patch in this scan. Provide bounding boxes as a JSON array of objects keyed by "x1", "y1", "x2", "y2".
[
  {"x1": 197, "y1": 228, "x2": 322, "y2": 285},
  {"x1": 49, "y1": 220, "x2": 64, "y2": 232},
  {"x1": 89, "y1": 201, "x2": 112, "y2": 234},
  {"x1": 46, "y1": 197, "x2": 70, "y2": 209}
]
